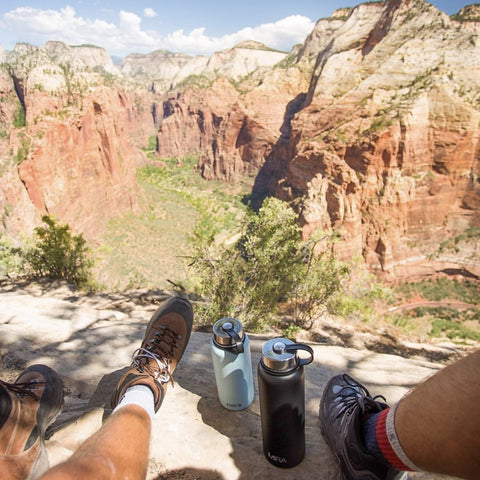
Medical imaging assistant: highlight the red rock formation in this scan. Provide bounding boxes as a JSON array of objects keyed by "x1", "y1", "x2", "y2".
[
  {"x1": 0, "y1": 46, "x2": 155, "y2": 239},
  {"x1": 2, "y1": 0, "x2": 479, "y2": 283},
  {"x1": 270, "y1": 0, "x2": 480, "y2": 277},
  {"x1": 156, "y1": 71, "x2": 309, "y2": 183},
  {"x1": 18, "y1": 87, "x2": 154, "y2": 239}
]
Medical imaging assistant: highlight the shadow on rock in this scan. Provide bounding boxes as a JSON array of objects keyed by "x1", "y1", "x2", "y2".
[
  {"x1": 87, "y1": 367, "x2": 128, "y2": 419},
  {"x1": 196, "y1": 395, "x2": 264, "y2": 479},
  {"x1": 174, "y1": 361, "x2": 265, "y2": 478},
  {"x1": 152, "y1": 468, "x2": 225, "y2": 479}
]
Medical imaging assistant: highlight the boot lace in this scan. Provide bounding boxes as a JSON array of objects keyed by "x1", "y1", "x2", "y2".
[
  {"x1": 334, "y1": 374, "x2": 386, "y2": 418},
  {"x1": 132, "y1": 325, "x2": 183, "y2": 386},
  {"x1": 0, "y1": 379, "x2": 45, "y2": 400},
  {"x1": 131, "y1": 348, "x2": 174, "y2": 386}
]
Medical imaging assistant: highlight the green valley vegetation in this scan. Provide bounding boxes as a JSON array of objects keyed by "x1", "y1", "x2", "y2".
[
  {"x1": 390, "y1": 278, "x2": 480, "y2": 344},
  {"x1": 96, "y1": 141, "x2": 249, "y2": 291},
  {"x1": 1, "y1": 140, "x2": 478, "y2": 344},
  {"x1": 13, "y1": 100, "x2": 27, "y2": 128}
]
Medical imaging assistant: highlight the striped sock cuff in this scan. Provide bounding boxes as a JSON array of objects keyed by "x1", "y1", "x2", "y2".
[
  {"x1": 385, "y1": 403, "x2": 420, "y2": 471},
  {"x1": 376, "y1": 406, "x2": 418, "y2": 471}
]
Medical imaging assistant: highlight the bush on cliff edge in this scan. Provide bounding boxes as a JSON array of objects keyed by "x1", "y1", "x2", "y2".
[
  {"x1": 188, "y1": 197, "x2": 349, "y2": 331},
  {"x1": 25, "y1": 215, "x2": 94, "y2": 288}
]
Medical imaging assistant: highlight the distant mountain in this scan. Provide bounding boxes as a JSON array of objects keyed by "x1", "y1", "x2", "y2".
[{"x1": 120, "y1": 41, "x2": 287, "y2": 90}]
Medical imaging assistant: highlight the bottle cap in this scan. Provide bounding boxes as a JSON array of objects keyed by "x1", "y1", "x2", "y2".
[
  {"x1": 261, "y1": 338, "x2": 296, "y2": 372},
  {"x1": 212, "y1": 318, "x2": 244, "y2": 353},
  {"x1": 261, "y1": 338, "x2": 314, "y2": 372}
]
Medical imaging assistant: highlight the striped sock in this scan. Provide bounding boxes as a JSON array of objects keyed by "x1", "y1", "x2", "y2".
[{"x1": 362, "y1": 406, "x2": 418, "y2": 471}]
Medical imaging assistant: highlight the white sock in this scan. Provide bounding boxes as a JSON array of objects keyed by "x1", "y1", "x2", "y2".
[{"x1": 112, "y1": 385, "x2": 155, "y2": 423}]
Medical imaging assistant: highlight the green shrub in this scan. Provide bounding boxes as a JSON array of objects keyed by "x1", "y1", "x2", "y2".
[
  {"x1": 13, "y1": 101, "x2": 26, "y2": 128},
  {"x1": 147, "y1": 135, "x2": 157, "y2": 151},
  {"x1": 290, "y1": 230, "x2": 350, "y2": 327},
  {"x1": 237, "y1": 198, "x2": 303, "y2": 327},
  {"x1": 0, "y1": 236, "x2": 25, "y2": 278},
  {"x1": 26, "y1": 215, "x2": 94, "y2": 287},
  {"x1": 188, "y1": 197, "x2": 349, "y2": 331},
  {"x1": 431, "y1": 318, "x2": 480, "y2": 342},
  {"x1": 14, "y1": 137, "x2": 31, "y2": 164},
  {"x1": 283, "y1": 324, "x2": 301, "y2": 340}
]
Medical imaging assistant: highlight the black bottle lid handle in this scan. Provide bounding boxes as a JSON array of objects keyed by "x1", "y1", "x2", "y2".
[
  {"x1": 223, "y1": 325, "x2": 244, "y2": 354},
  {"x1": 284, "y1": 343, "x2": 314, "y2": 367}
]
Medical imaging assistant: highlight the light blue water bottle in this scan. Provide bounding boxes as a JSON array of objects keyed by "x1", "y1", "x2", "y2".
[{"x1": 211, "y1": 318, "x2": 254, "y2": 410}]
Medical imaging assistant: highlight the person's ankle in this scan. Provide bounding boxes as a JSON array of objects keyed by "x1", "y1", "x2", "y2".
[
  {"x1": 112, "y1": 385, "x2": 155, "y2": 423},
  {"x1": 361, "y1": 406, "x2": 417, "y2": 472}
]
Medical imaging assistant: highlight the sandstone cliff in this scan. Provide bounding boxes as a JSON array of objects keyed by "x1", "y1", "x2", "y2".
[
  {"x1": 1, "y1": 1, "x2": 479, "y2": 281},
  {"x1": 151, "y1": 0, "x2": 480, "y2": 278},
  {"x1": 121, "y1": 50, "x2": 208, "y2": 91},
  {"x1": 155, "y1": 67, "x2": 309, "y2": 181},
  {"x1": 0, "y1": 42, "x2": 154, "y2": 239},
  {"x1": 269, "y1": 0, "x2": 480, "y2": 276}
]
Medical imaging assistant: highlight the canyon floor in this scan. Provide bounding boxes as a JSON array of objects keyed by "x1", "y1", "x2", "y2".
[{"x1": 0, "y1": 279, "x2": 473, "y2": 480}]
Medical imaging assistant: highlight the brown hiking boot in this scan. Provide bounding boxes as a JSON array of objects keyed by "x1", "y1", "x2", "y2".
[
  {"x1": 0, "y1": 364, "x2": 64, "y2": 480},
  {"x1": 112, "y1": 296, "x2": 193, "y2": 412}
]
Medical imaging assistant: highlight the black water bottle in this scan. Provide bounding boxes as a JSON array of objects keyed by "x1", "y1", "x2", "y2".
[{"x1": 258, "y1": 338, "x2": 314, "y2": 468}]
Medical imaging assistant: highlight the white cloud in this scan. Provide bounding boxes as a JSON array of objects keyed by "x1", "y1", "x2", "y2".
[
  {"x1": 3, "y1": 6, "x2": 118, "y2": 47},
  {"x1": 0, "y1": 7, "x2": 314, "y2": 56},
  {"x1": 143, "y1": 8, "x2": 157, "y2": 18},
  {"x1": 159, "y1": 15, "x2": 314, "y2": 55}
]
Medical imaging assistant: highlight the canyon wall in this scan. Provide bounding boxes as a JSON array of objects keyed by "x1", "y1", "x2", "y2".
[
  {"x1": 274, "y1": 0, "x2": 480, "y2": 276},
  {"x1": 0, "y1": 43, "x2": 154, "y2": 239},
  {"x1": 153, "y1": 0, "x2": 480, "y2": 277},
  {"x1": 0, "y1": 0, "x2": 478, "y2": 279}
]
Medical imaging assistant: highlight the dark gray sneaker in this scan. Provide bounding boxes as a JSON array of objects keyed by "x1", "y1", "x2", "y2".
[
  {"x1": 112, "y1": 296, "x2": 193, "y2": 412},
  {"x1": 319, "y1": 373, "x2": 407, "y2": 480}
]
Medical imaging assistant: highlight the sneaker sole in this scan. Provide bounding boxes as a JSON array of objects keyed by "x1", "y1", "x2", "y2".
[
  {"x1": 19, "y1": 364, "x2": 64, "y2": 480},
  {"x1": 18, "y1": 364, "x2": 65, "y2": 436}
]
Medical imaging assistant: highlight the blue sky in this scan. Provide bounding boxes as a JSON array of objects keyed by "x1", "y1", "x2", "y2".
[{"x1": 0, "y1": 1, "x2": 471, "y2": 58}]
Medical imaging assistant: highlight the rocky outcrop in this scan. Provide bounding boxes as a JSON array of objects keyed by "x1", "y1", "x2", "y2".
[
  {"x1": 0, "y1": 43, "x2": 155, "y2": 239},
  {"x1": 258, "y1": 0, "x2": 480, "y2": 277},
  {"x1": 151, "y1": 0, "x2": 480, "y2": 277},
  {"x1": 0, "y1": 281, "x2": 470, "y2": 479},
  {"x1": 44, "y1": 41, "x2": 119, "y2": 75}
]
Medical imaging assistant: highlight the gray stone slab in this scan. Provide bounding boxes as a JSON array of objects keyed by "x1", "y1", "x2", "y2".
[{"x1": 0, "y1": 288, "x2": 459, "y2": 479}]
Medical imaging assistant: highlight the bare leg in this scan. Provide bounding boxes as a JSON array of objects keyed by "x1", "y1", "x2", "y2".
[
  {"x1": 395, "y1": 350, "x2": 480, "y2": 479},
  {"x1": 39, "y1": 405, "x2": 150, "y2": 480},
  {"x1": 39, "y1": 297, "x2": 193, "y2": 480}
]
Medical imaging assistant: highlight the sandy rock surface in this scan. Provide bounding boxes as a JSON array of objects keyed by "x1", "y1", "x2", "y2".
[{"x1": 0, "y1": 281, "x2": 462, "y2": 479}]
